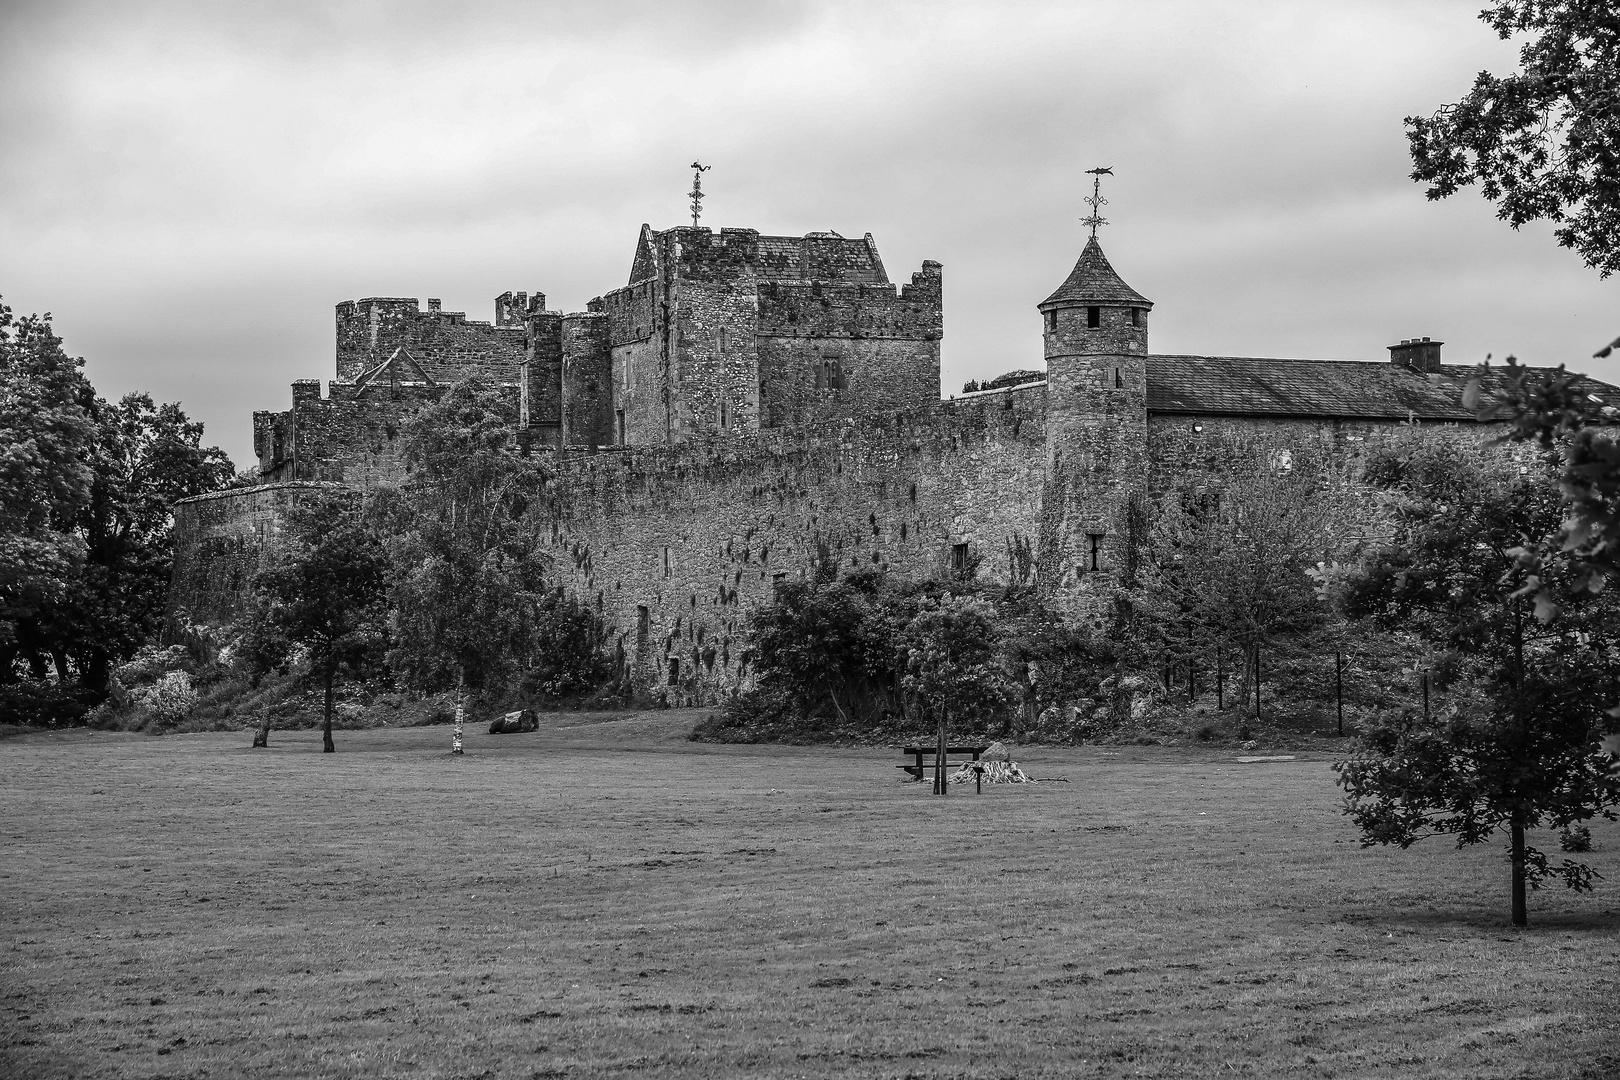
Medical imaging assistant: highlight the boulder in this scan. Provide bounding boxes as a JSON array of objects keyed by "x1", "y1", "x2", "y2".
[
  {"x1": 977, "y1": 741, "x2": 1012, "y2": 762},
  {"x1": 488, "y1": 709, "x2": 538, "y2": 735}
]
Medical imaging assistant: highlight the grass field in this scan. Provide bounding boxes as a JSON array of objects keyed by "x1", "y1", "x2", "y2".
[{"x1": 4, "y1": 714, "x2": 1618, "y2": 1079}]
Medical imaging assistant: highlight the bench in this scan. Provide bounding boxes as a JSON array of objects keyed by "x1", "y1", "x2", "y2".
[{"x1": 898, "y1": 744, "x2": 992, "y2": 781}]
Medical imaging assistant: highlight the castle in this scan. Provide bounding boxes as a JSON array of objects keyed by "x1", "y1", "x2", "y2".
[{"x1": 170, "y1": 218, "x2": 1615, "y2": 702}]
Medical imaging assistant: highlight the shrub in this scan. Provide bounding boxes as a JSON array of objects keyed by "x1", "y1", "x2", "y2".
[
  {"x1": 131, "y1": 670, "x2": 197, "y2": 727},
  {"x1": 0, "y1": 680, "x2": 99, "y2": 726},
  {"x1": 1560, "y1": 825, "x2": 1594, "y2": 853}
]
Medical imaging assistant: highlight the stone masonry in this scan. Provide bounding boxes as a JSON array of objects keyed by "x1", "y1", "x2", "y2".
[{"x1": 171, "y1": 218, "x2": 1620, "y2": 705}]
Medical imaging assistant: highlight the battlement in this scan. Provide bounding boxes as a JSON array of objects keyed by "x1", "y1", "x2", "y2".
[
  {"x1": 635, "y1": 225, "x2": 892, "y2": 287},
  {"x1": 755, "y1": 266, "x2": 943, "y2": 341},
  {"x1": 334, "y1": 295, "x2": 529, "y2": 382},
  {"x1": 495, "y1": 290, "x2": 549, "y2": 327}
]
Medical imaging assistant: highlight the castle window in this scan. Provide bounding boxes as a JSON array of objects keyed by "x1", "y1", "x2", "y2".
[
  {"x1": 1087, "y1": 533, "x2": 1104, "y2": 572},
  {"x1": 719, "y1": 398, "x2": 730, "y2": 429},
  {"x1": 1087, "y1": 306, "x2": 1100, "y2": 328},
  {"x1": 1114, "y1": 367, "x2": 1123, "y2": 389},
  {"x1": 637, "y1": 605, "x2": 650, "y2": 638},
  {"x1": 951, "y1": 543, "x2": 969, "y2": 572},
  {"x1": 663, "y1": 546, "x2": 671, "y2": 578},
  {"x1": 1130, "y1": 307, "x2": 1141, "y2": 327},
  {"x1": 668, "y1": 656, "x2": 680, "y2": 684},
  {"x1": 1046, "y1": 310, "x2": 1057, "y2": 332},
  {"x1": 617, "y1": 409, "x2": 626, "y2": 444}
]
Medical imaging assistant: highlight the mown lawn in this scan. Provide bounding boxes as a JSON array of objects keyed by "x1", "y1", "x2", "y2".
[{"x1": 3, "y1": 714, "x2": 1618, "y2": 1079}]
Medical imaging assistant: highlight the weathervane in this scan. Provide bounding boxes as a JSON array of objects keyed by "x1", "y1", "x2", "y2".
[
  {"x1": 689, "y1": 161, "x2": 711, "y2": 227},
  {"x1": 1082, "y1": 166, "x2": 1113, "y2": 238}
]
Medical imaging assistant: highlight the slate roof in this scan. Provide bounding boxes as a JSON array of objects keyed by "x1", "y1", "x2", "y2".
[
  {"x1": 1146, "y1": 355, "x2": 1617, "y2": 421},
  {"x1": 1041, "y1": 237, "x2": 1153, "y2": 309}
]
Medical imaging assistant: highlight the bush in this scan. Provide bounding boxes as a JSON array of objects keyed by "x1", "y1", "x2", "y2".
[
  {"x1": 690, "y1": 686, "x2": 800, "y2": 744},
  {"x1": 1560, "y1": 825, "x2": 1594, "y2": 853},
  {"x1": 131, "y1": 670, "x2": 197, "y2": 727},
  {"x1": 0, "y1": 680, "x2": 99, "y2": 726}
]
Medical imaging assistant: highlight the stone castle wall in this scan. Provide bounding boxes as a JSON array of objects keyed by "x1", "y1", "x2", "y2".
[
  {"x1": 168, "y1": 481, "x2": 354, "y2": 626},
  {"x1": 175, "y1": 379, "x2": 1516, "y2": 702},
  {"x1": 253, "y1": 381, "x2": 520, "y2": 489},
  {"x1": 537, "y1": 381, "x2": 1049, "y2": 702},
  {"x1": 334, "y1": 296, "x2": 534, "y2": 383}
]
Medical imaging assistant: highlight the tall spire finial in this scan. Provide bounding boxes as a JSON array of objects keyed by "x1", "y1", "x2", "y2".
[
  {"x1": 688, "y1": 161, "x2": 711, "y2": 227},
  {"x1": 1081, "y1": 166, "x2": 1113, "y2": 239}
]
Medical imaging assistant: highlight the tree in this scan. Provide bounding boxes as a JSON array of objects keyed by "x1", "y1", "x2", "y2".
[
  {"x1": 0, "y1": 299, "x2": 95, "y2": 683},
  {"x1": 62, "y1": 393, "x2": 233, "y2": 691},
  {"x1": 748, "y1": 573, "x2": 886, "y2": 726},
  {"x1": 1407, "y1": 1, "x2": 1620, "y2": 277},
  {"x1": 1142, "y1": 464, "x2": 1351, "y2": 722},
  {"x1": 377, "y1": 379, "x2": 548, "y2": 753},
  {"x1": 245, "y1": 494, "x2": 389, "y2": 751},
  {"x1": 1335, "y1": 441, "x2": 1620, "y2": 925},
  {"x1": 901, "y1": 594, "x2": 1015, "y2": 793},
  {"x1": 1467, "y1": 356, "x2": 1620, "y2": 612},
  {"x1": 1, "y1": 300, "x2": 233, "y2": 700},
  {"x1": 522, "y1": 588, "x2": 613, "y2": 700}
]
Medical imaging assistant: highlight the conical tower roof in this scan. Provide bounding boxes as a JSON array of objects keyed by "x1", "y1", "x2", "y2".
[{"x1": 1040, "y1": 236, "x2": 1152, "y2": 309}]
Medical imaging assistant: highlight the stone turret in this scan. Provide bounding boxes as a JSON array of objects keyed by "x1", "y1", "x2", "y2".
[{"x1": 1038, "y1": 236, "x2": 1153, "y2": 608}]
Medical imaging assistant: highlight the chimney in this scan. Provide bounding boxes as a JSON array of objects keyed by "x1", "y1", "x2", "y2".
[{"x1": 1388, "y1": 336, "x2": 1443, "y2": 374}]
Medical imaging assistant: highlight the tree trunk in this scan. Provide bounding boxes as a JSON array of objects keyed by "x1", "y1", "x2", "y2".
[
  {"x1": 322, "y1": 666, "x2": 336, "y2": 753},
  {"x1": 452, "y1": 673, "x2": 465, "y2": 755},
  {"x1": 1010, "y1": 661, "x2": 1034, "y2": 738},
  {"x1": 1511, "y1": 818, "x2": 1528, "y2": 928},
  {"x1": 253, "y1": 711, "x2": 270, "y2": 748},
  {"x1": 84, "y1": 648, "x2": 111, "y2": 695}
]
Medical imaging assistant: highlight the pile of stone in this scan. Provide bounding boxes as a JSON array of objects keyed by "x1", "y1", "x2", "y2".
[
  {"x1": 949, "y1": 741, "x2": 1034, "y2": 784},
  {"x1": 488, "y1": 709, "x2": 538, "y2": 735}
]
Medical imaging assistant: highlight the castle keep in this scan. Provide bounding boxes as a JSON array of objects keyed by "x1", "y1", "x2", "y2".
[
  {"x1": 172, "y1": 219, "x2": 1616, "y2": 703},
  {"x1": 252, "y1": 225, "x2": 941, "y2": 488}
]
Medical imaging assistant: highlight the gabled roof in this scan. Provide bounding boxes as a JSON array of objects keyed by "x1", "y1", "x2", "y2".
[
  {"x1": 1041, "y1": 236, "x2": 1152, "y2": 309},
  {"x1": 355, "y1": 347, "x2": 436, "y2": 391},
  {"x1": 1146, "y1": 355, "x2": 1616, "y2": 421}
]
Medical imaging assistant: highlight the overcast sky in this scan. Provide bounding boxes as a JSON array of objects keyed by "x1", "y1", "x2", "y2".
[{"x1": 2, "y1": 0, "x2": 1615, "y2": 471}]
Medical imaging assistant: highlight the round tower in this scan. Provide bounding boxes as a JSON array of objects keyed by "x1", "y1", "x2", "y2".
[{"x1": 1038, "y1": 236, "x2": 1154, "y2": 608}]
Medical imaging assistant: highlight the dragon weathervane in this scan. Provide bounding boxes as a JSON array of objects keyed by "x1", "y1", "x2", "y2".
[
  {"x1": 689, "y1": 161, "x2": 711, "y2": 227},
  {"x1": 1082, "y1": 166, "x2": 1113, "y2": 238}
]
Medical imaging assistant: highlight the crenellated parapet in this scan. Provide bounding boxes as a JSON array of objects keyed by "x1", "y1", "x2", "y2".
[{"x1": 334, "y1": 296, "x2": 535, "y2": 383}]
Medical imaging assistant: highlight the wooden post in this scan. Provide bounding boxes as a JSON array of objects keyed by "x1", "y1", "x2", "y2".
[
  {"x1": 934, "y1": 711, "x2": 948, "y2": 795},
  {"x1": 1336, "y1": 651, "x2": 1344, "y2": 737}
]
